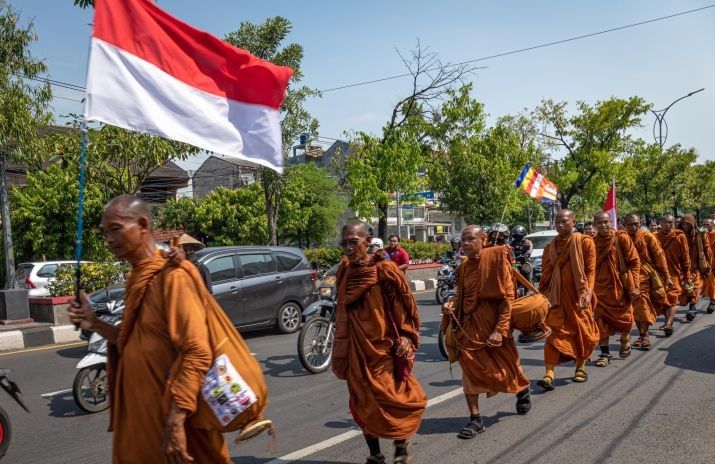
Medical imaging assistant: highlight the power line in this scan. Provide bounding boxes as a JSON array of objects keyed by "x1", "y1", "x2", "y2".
[{"x1": 18, "y1": 4, "x2": 715, "y2": 95}]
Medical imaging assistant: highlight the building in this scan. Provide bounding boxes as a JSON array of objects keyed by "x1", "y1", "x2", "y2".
[
  {"x1": 192, "y1": 155, "x2": 262, "y2": 200},
  {"x1": 287, "y1": 140, "x2": 351, "y2": 171},
  {"x1": 137, "y1": 160, "x2": 190, "y2": 205}
]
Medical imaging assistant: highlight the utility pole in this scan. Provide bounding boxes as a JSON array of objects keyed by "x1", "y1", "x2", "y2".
[
  {"x1": 0, "y1": 151, "x2": 16, "y2": 289},
  {"x1": 396, "y1": 191, "x2": 401, "y2": 239},
  {"x1": 651, "y1": 88, "x2": 705, "y2": 148}
]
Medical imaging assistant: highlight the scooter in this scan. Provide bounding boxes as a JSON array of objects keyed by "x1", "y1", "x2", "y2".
[
  {"x1": 297, "y1": 286, "x2": 337, "y2": 374},
  {"x1": 73, "y1": 300, "x2": 124, "y2": 413},
  {"x1": 0, "y1": 368, "x2": 28, "y2": 459}
]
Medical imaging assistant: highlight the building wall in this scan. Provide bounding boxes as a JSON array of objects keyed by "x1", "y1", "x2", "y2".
[{"x1": 193, "y1": 157, "x2": 258, "y2": 200}]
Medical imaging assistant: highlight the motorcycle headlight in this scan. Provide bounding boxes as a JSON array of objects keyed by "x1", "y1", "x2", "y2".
[{"x1": 319, "y1": 287, "x2": 335, "y2": 299}]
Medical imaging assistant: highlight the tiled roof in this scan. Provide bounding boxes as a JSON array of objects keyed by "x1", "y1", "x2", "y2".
[
  {"x1": 146, "y1": 160, "x2": 189, "y2": 181},
  {"x1": 152, "y1": 228, "x2": 184, "y2": 243}
]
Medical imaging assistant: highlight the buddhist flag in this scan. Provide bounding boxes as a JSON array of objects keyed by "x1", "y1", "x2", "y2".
[
  {"x1": 604, "y1": 180, "x2": 618, "y2": 229},
  {"x1": 84, "y1": 0, "x2": 293, "y2": 172},
  {"x1": 514, "y1": 163, "x2": 558, "y2": 203}
]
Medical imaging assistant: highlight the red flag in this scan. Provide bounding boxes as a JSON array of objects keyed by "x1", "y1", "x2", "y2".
[
  {"x1": 604, "y1": 180, "x2": 617, "y2": 229},
  {"x1": 84, "y1": 0, "x2": 293, "y2": 172}
]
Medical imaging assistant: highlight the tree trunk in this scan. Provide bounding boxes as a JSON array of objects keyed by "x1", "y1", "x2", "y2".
[
  {"x1": 265, "y1": 195, "x2": 278, "y2": 246},
  {"x1": 0, "y1": 153, "x2": 17, "y2": 289},
  {"x1": 378, "y1": 202, "x2": 389, "y2": 241}
]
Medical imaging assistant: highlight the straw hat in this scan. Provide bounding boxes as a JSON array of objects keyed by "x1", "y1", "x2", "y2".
[{"x1": 175, "y1": 233, "x2": 205, "y2": 250}]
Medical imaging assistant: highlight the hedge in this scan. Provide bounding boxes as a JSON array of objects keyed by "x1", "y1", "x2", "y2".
[
  {"x1": 303, "y1": 247, "x2": 343, "y2": 274},
  {"x1": 48, "y1": 262, "x2": 130, "y2": 297}
]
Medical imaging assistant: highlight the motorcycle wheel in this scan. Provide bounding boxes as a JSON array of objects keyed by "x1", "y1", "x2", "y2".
[
  {"x1": 437, "y1": 329, "x2": 448, "y2": 360},
  {"x1": 297, "y1": 317, "x2": 334, "y2": 374},
  {"x1": 0, "y1": 406, "x2": 11, "y2": 459},
  {"x1": 436, "y1": 285, "x2": 447, "y2": 305},
  {"x1": 73, "y1": 365, "x2": 110, "y2": 413}
]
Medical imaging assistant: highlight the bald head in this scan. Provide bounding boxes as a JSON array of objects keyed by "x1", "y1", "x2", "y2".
[
  {"x1": 341, "y1": 220, "x2": 371, "y2": 238},
  {"x1": 703, "y1": 218, "x2": 713, "y2": 231},
  {"x1": 593, "y1": 212, "x2": 613, "y2": 237},
  {"x1": 555, "y1": 209, "x2": 575, "y2": 236},
  {"x1": 340, "y1": 220, "x2": 372, "y2": 263},
  {"x1": 460, "y1": 225, "x2": 484, "y2": 258},
  {"x1": 593, "y1": 212, "x2": 610, "y2": 222},
  {"x1": 101, "y1": 195, "x2": 155, "y2": 264},
  {"x1": 660, "y1": 214, "x2": 675, "y2": 233},
  {"x1": 625, "y1": 213, "x2": 641, "y2": 236},
  {"x1": 104, "y1": 195, "x2": 152, "y2": 224}
]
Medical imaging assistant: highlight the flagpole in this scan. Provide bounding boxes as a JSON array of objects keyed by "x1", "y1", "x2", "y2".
[{"x1": 74, "y1": 120, "x2": 89, "y2": 310}]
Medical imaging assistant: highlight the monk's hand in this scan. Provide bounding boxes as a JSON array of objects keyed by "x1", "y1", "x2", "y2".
[
  {"x1": 487, "y1": 331, "x2": 503, "y2": 348},
  {"x1": 665, "y1": 278, "x2": 675, "y2": 290},
  {"x1": 395, "y1": 336, "x2": 413, "y2": 358},
  {"x1": 164, "y1": 403, "x2": 194, "y2": 464},
  {"x1": 162, "y1": 247, "x2": 186, "y2": 266},
  {"x1": 442, "y1": 300, "x2": 454, "y2": 317},
  {"x1": 68, "y1": 293, "x2": 97, "y2": 332},
  {"x1": 630, "y1": 288, "x2": 640, "y2": 301}
]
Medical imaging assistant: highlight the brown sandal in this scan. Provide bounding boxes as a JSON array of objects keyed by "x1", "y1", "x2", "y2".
[
  {"x1": 633, "y1": 337, "x2": 644, "y2": 348},
  {"x1": 640, "y1": 338, "x2": 651, "y2": 350},
  {"x1": 619, "y1": 337, "x2": 632, "y2": 359}
]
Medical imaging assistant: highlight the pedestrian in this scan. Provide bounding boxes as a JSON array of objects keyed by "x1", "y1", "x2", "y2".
[
  {"x1": 648, "y1": 220, "x2": 659, "y2": 233},
  {"x1": 703, "y1": 218, "x2": 715, "y2": 314},
  {"x1": 625, "y1": 214, "x2": 674, "y2": 350},
  {"x1": 656, "y1": 214, "x2": 691, "y2": 335},
  {"x1": 537, "y1": 209, "x2": 599, "y2": 391},
  {"x1": 333, "y1": 221, "x2": 426, "y2": 464},
  {"x1": 68, "y1": 195, "x2": 231, "y2": 463},
  {"x1": 592, "y1": 212, "x2": 640, "y2": 367},
  {"x1": 442, "y1": 225, "x2": 530, "y2": 440},
  {"x1": 583, "y1": 221, "x2": 597, "y2": 238},
  {"x1": 386, "y1": 234, "x2": 410, "y2": 273},
  {"x1": 173, "y1": 233, "x2": 212, "y2": 292},
  {"x1": 678, "y1": 214, "x2": 713, "y2": 318}
]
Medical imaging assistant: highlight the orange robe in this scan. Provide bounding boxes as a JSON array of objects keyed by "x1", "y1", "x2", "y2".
[
  {"x1": 593, "y1": 231, "x2": 640, "y2": 335},
  {"x1": 333, "y1": 257, "x2": 426, "y2": 440},
  {"x1": 681, "y1": 216, "x2": 713, "y2": 304},
  {"x1": 540, "y1": 233, "x2": 599, "y2": 365},
  {"x1": 451, "y1": 247, "x2": 529, "y2": 396},
  {"x1": 630, "y1": 230, "x2": 671, "y2": 323},
  {"x1": 704, "y1": 231, "x2": 715, "y2": 301},
  {"x1": 109, "y1": 251, "x2": 230, "y2": 464},
  {"x1": 657, "y1": 229, "x2": 691, "y2": 308}
]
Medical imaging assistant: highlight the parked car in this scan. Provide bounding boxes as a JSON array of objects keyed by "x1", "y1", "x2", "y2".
[
  {"x1": 525, "y1": 230, "x2": 558, "y2": 282},
  {"x1": 16, "y1": 261, "x2": 90, "y2": 297},
  {"x1": 83, "y1": 247, "x2": 317, "y2": 335}
]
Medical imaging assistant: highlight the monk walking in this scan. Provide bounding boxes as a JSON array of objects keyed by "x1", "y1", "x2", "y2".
[
  {"x1": 442, "y1": 225, "x2": 530, "y2": 439},
  {"x1": 679, "y1": 214, "x2": 713, "y2": 318},
  {"x1": 703, "y1": 218, "x2": 715, "y2": 313},
  {"x1": 69, "y1": 196, "x2": 231, "y2": 464},
  {"x1": 537, "y1": 209, "x2": 599, "y2": 390},
  {"x1": 333, "y1": 221, "x2": 426, "y2": 464},
  {"x1": 657, "y1": 214, "x2": 691, "y2": 335},
  {"x1": 625, "y1": 214, "x2": 674, "y2": 349},
  {"x1": 592, "y1": 212, "x2": 640, "y2": 367}
]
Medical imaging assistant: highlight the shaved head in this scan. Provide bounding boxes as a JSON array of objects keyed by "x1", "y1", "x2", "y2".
[
  {"x1": 661, "y1": 214, "x2": 675, "y2": 222},
  {"x1": 593, "y1": 212, "x2": 610, "y2": 222},
  {"x1": 340, "y1": 220, "x2": 372, "y2": 263},
  {"x1": 557, "y1": 209, "x2": 574, "y2": 221},
  {"x1": 625, "y1": 213, "x2": 640, "y2": 222},
  {"x1": 101, "y1": 195, "x2": 154, "y2": 264},
  {"x1": 463, "y1": 225, "x2": 483, "y2": 236},
  {"x1": 104, "y1": 195, "x2": 152, "y2": 224},
  {"x1": 555, "y1": 209, "x2": 575, "y2": 237},
  {"x1": 341, "y1": 220, "x2": 371, "y2": 237},
  {"x1": 460, "y1": 225, "x2": 484, "y2": 258},
  {"x1": 625, "y1": 213, "x2": 641, "y2": 236}
]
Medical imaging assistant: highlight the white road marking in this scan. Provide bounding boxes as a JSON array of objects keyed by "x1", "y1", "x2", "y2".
[
  {"x1": 264, "y1": 387, "x2": 463, "y2": 463},
  {"x1": 40, "y1": 388, "x2": 73, "y2": 398}
]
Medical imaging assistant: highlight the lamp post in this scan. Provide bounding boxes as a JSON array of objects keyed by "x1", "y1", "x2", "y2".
[{"x1": 651, "y1": 88, "x2": 704, "y2": 148}]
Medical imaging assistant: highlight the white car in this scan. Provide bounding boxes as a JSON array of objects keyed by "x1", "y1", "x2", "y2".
[
  {"x1": 525, "y1": 230, "x2": 558, "y2": 282},
  {"x1": 16, "y1": 261, "x2": 89, "y2": 297}
]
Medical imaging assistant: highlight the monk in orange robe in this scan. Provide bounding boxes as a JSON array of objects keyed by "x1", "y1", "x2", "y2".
[
  {"x1": 442, "y1": 225, "x2": 530, "y2": 440},
  {"x1": 69, "y1": 195, "x2": 230, "y2": 464},
  {"x1": 679, "y1": 214, "x2": 713, "y2": 319},
  {"x1": 537, "y1": 209, "x2": 599, "y2": 391},
  {"x1": 657, "y1": 214, "x2": 691, "y2": 335},
  {"x1": 703, "y1": 218, "x2": 715, "y2": 313},
  {"x1": 591, "y1": 212, "x2": 640, "y2": 367},
  {"x1": 333, "y1": 221, "x2": 426, "y2": 464},
  {"x1": 624, "y1": 214, "x2": 674, "y2": 349}
]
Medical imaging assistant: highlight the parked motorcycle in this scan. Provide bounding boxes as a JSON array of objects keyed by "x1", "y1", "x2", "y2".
[
  {"x1": 297, "y1": 284, "x2": 337, "y2": 374},
  {"x1": 73, "y1": 299, "x2": 124, "y2": 413},
  {"x1": 435, "y1": 259, "x2": 458, "y2": 305},
  {"x1": 0, "y1": 368, "x2": 28, "y2": 459}
]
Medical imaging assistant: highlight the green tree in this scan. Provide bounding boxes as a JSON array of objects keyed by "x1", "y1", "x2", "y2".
[
  {"x1": 679, "y1": 161, "x2": 715, "y2": 222},
  {"x1": 195, "y1": 185, "x2": 268, "y2": 246},
  {"x1": 535, "y1": 97, "x2": 651, "y2": 210},
  {"x1": 155, "y1": 196, "x2": 202, "y2": 238},
  {"x1": 224, "y1": 17, "x2": 319, "y2": 245},
  {"x1": 10, "y1": 165, "x2": 109, "y2": 262}
]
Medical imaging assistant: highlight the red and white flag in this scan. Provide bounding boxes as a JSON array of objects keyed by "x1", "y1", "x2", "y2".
[
  {"x1": 604, "y1": 180, "x2": 617, "y2": 229},
  {"x1": 84, "y1": 0, "x2": 293, "y2": 172}
]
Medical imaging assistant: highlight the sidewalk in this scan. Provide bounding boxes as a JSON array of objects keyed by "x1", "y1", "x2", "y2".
[{"x1": 0, "y1": 323, "x2": 82, "y2": 351}]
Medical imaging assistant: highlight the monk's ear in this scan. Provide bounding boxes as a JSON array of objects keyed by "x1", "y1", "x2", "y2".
[{"x1": 137, "y1": 215, "x2": 150, "y2": 232}]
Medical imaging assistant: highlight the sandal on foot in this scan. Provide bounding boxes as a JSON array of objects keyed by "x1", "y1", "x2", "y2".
[
  {"x1": 573, "y1": 368, "x2": 588, "y2": 383},
  {"x1": 457, "y1": 417, "x2": 485, "y2": 439},
  {"x1": 594, "y1": 354, "x2": 611, "y2": 367},
  {"x1": 640, "y1": 338, "x2": 651, "y2": 350},
  {"x1": 516, "y1": 388, "x2": 531, "y2": 415},
  {"x1": 632, "y1": 337, "x2": 644, "y2": 348},
  {"x1": 365, "y1": 454, "x2": 386, "y2": 464},
  {"x1": 619, "y1": 337, "x2": 632, "y2": 359},
  {"x1": 707, "y1": 304, "x2": 715, "y2": 314},
  {"x1": 393, "y1": 441, "x2": 412, "y2": 463},
  {"x1": 662, "y1": 324, "x2": 674, "y2": 337},
  {"x1": 536, "y1": 375, "x2": 555, "y2": 392}
]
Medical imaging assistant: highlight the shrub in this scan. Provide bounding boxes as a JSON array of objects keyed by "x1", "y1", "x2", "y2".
[
  {"x1": 401, "y1": 242, "x2": 450, "y2": 263},
  {"x1": 303, "y1": 247, "x2": 343, "y2": 274},
  {"x1": 48, "y1": 262, "x2": 130, "y2": 297}
]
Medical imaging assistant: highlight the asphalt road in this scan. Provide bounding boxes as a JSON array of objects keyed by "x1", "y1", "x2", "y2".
[{"x1": 1, "y1": 292, "x2": 714, "y2": 464}]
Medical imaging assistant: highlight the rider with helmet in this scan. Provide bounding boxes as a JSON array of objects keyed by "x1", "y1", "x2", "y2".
[
  {"x1": 510, "y1": 225, "x2": 534, "y2": 281},
  {"x1": 489, "y1": 223, "x2": 511, "y2": 248}
]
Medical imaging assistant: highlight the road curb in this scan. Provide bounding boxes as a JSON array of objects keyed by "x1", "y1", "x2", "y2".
[
  {"x1": 410, "y1": 278, "x2": 437, "y2": 292},
  {"x1": 0, "y1": 325, "x2": 81, "y2": 352}
]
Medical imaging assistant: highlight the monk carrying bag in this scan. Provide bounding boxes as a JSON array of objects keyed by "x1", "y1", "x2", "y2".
[
  {"x1": 697, "y1": 232, "x2": 711, "y2": 274},
  {"x1": 511, "y1": 269, "x2": 551, "y2": 342},
  {"x1": 615, "y1": 235, "x2": 635, "y2": 303}
]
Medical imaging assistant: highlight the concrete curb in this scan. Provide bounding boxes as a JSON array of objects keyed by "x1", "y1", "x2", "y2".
[
  {"x1": 410, "y1": 278, "x2": 437, "y2": 292},
  {"x1": 0, "y1": 325, "x2": 82, "y2": 352}
]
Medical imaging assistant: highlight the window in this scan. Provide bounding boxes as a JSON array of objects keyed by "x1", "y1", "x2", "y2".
[
  {"x1": 206, "y1": 256, "x2": 236, "y2": 282},
  {"x1": 239, "y1": 254, "x2": 276, "y2": 277},
  {"x1": 37, "y1": 264, "x2": 61, "y2": 278},
  {"x1": 275, "y1": 252, "x2": 302, "y2": 272}
]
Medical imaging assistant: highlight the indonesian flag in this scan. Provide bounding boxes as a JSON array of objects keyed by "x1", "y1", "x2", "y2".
[
  {"x1": 604, "y1": 180, "x2": 617, "y2": 229},
  {"x1": 84, "y1": 0, "x2": 293, "y2": 172}
]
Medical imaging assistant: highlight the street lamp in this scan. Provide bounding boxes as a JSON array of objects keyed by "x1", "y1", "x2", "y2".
[{"x1": 651, "y1": 88, "x2": 704, "y2": 148}]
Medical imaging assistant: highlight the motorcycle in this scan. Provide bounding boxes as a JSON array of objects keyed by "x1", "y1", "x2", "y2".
[
  {"x1": 297, "y1": 285, "x2": 337, "y2": 374},
  {"x1": 436, "y1": 288, "x2": 456, "y2": 360},
  {"x1": 435, "y1": 259, "x2": 458, "y2": 305},
  {"x1": 0, "y1": 368, "x2": 28, "y2": 459},
  {"x1": 73, "y1": 299, "x2": 124, "y2": 413}
]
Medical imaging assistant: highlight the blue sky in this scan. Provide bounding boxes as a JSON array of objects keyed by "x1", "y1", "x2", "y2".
[{"x1": 17, "y1": 0, "x2": 715, "y2": 173}]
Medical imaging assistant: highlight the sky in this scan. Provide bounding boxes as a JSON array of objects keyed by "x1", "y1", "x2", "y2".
[{"x1": 16, "y1": 0, "x2": 715, "y2": 177}]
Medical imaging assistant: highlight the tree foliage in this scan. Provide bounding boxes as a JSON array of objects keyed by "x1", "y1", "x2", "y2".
[
  {"x1": 194, "y1": 185, "x2": 268, "y2": 246},
  {"x1": 155, "y1": 196, "x2": 202, "y2": 239}
]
